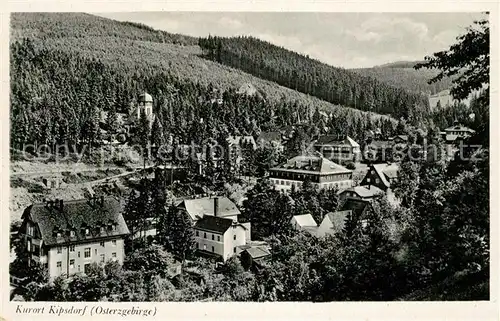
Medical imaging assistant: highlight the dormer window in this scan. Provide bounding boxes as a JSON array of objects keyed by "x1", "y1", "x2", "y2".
[
  {"x1": 56, "y1": 232, "x2": 62, "y2": 238},
  {"x1": 70, "y1": 230, "x2": 75, "y2": 237},
  {"x1": 100, "y1": 226, "x2": 105, "y2": 233},
  {"x1": 85, "y1": 228, "x2": 90, "y2": 236}
]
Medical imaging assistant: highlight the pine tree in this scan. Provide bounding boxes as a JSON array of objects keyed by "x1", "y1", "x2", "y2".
[{"x1": 164, "y1": 205, "x2": 195, "y2": 261}]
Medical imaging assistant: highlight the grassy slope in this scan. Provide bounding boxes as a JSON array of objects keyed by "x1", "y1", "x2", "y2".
[{"x1": 10, "y1": 12, "x2": 394, "y2": 122}]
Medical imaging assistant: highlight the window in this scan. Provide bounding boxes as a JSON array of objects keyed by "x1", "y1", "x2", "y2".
[
  {"x1": 211, "y1": 246, "x2": 214, "y2": 252},
  {"x1": 78, "y1": 265, "x2": 80, "y2": 271},
  {"x1": 100, "y1": 254, "x2": 105, "y2": 262},
  {"x1": 78, "y1": 251, "x2": 80, "y2": 258},
  {"x1": 196, "y1": 231, "x2": 199, "y2": 237},
  {"x1": 375, "y1": 178, "x2": 380, "y2": 184},
  {"x1": 112, "y1": 240, "x2": 117, "y2": 246},
  {"x1": 85, "y1": 228, "x2": 90, "y2": 236},
  {"x1": 233, "y1": 235, "x2": 236, "y2": 241},
  {"x1": 212, "y1": 234, "x2": 214, "y2": 240},
  {"x1": 56, "y1": 246, "x2": 62, "y2": 254},
  {"x1": 70, "y1": 230, "x2": 75, "y2": 237},
  {"x1": 69, "y1": 245, "x2": 75, "y2": 252},
  {"x1": 95, "y1": 249, "x2": 98, "y2": 255},
  {"x1": 112, "y1": 252, "x2": 117, "y2": 259},
  {"x1": 196, "y1": 242, "x2": 199, "y2": 248},
  {"x1": 100, "y1": 241, "x2": 105, "y2": 247},
  {"x1": 69, "y1": 259, "x2": 75, "y2": 269},
  {"x1": 217, "y1": 235, "x2": 220, "y2": 242},
  {"x1": 56, "y1": 232, "x2": 62, "y2": 238},
  {"x1": 84, "y1": 263, "x2": 90, "y2": 274},
  {"x1": 204, "y1": 232, "x2": 207, "y2": 239},
  {"x1": 100, "y1": 227, "x2": 105, "y2": 233},
  {"x1": 233, "y1": 247, "x2": 236, "y2": 253},
  {"x1": 84, "y1": 247, "x2": 91, "y2": 258},
  {"x1": 27, "y1": 225, "x2": 34, "y2": 236},
  {"x1": 203, "y1": 244, "x2": 207, "y2": 251},
  {"x1": 57, "y1": 261, "x2": 62, "y2": 271}
]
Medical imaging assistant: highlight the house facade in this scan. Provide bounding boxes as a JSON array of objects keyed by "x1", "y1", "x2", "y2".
[
  {"x1": 18, "y1": 197, "x2": 129, "y2": 279},
  {"x1": 178, "y1": 196, "x2": 250, "y2": 262},
  {"x1": 269, "y1": 155, "x2": 353, "y2": 192},
  {"x1": 313, "y1": 135, "x2": 361, "y2": 163},
  {"x1": 193, "y1": 215, "x2": 248, "y2": 262},
  {"x1": 360, "y1": 163, "x2": 399, "y2": 193},
  {"x1": 442, "y1": 122, "x2": 475, "y2": 143}
]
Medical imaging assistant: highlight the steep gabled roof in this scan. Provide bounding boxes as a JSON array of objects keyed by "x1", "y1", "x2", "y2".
[
  {"x1": 23, "y1": 197, "x2": 129, "y2": 246},
  {"x1": 178, "y1": 196, "x2": 241, "y2": 221},
  {"x1": 194, "y1": 215, "x2": 233, "y2": 234},
  {"x1": 292, "y1": 214, "x2": 317, "y2": 227},
  {"x1": 372, "y1": 163, "x2": 399, "y2": 188}
]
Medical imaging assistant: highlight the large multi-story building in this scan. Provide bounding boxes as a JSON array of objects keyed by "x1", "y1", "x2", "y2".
[
  {"x1": 18, "y1": 197, "x2": 129, "y2": 279},
  {"x1": 269, "y1": 155, "x2": 353, "y2": 192}
]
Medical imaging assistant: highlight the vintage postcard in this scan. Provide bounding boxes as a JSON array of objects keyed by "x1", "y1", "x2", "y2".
[{"x1": 1, "y1": 1, "x2": 498, "y2": 320}]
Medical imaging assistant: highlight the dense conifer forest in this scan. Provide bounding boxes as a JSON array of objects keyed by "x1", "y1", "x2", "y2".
[
  {"x1": 10, "y1": 13, "x2": 404, "y2": 152},
  {"x1": 198, "y1": 35, "x2": 433, "y2": 121}
]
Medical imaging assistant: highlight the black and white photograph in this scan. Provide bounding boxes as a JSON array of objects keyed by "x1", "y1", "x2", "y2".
[{"x1": 7, "y1": 9, "x2": 492, "y2": 307}]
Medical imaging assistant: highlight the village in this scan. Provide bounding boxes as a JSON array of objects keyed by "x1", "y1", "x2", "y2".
[
  {"x1": 8, "y1": 11, "x2": 490, "y2": 303},
  {"x1": 10, "y1": 91, "x2": 478, "y2": 300}
]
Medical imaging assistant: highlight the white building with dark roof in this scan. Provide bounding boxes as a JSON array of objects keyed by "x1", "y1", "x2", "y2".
[
  {"x1": 18, "y1": 197, "x2": 129, "y2": 279},
  {"x1": 313, "y1": 135, "x2": 361, "y2": 163}
]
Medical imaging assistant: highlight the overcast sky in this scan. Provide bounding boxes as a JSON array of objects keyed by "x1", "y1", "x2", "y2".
[{"x1": 96, "y1": 12, "x2": 485, "y2": 69}]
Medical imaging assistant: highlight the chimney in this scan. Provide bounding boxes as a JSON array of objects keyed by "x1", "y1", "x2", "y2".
[{"x1": 214, "y1": 197, "x2": 219, "y2": 217}]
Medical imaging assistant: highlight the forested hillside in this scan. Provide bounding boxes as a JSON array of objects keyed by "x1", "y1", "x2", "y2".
[
  {"x1": 10, "y1": 13, "x2": 400, "y2": 153},
  {"x1": 352, "y1": 61, "x2": 454, "y2": 95},
  {"x1": 198, "y1": 35, "x2": 431, "y2": 121}
]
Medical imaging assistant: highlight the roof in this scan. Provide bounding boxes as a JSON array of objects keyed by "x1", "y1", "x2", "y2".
[
  {"x1": 271, "y1": 155, "x2": 352, "y2": 175},
  {"x1": 227, "y1": 135, "x2": 256, "y2": 147},
  {"x1": 325, "y1": 210, "x2": 350, "y2": 233},
  {"x1": 340, "y1": 185, "x2": 384, "y2": 198},
  {"x1": 314, "y1": 135, "x2": 360, "y2": 148},
  {"x1": 178, "y1": 196, "x2": 241, "y2": 221},
  {"x1": 243, "y1": 246, "x2": 271, "y2": 260},
  {"x1": 340, "y1": 198, "x2": 372, "y2": 220},
  {"x1": 291, "y1": 214, "x2": 317, "y2": 227},
  {"x1": 367, "y1": 140, "x2": 392, "y2": 149},
  {"x1": 194, "y1": 215, "x2": 233, "y2": 234},
  {"x1": 257, "y1": 131, "x2": 282, "y2": 143},
  {"x1": 395, "y1": 135, "x2": 408, "y2": 141},
  {"x1": 23, "y1": 197, "x2": 129, "y2": 246},
  {"x1": 444, "y1": 124, "x2": 475, "y2": 133},
  {"x1": 139, "y1": 92, "x2": 153, "y2": 103},
  {"x1": 372, "y1": 163, "x2": 399, "y2": 188}
]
